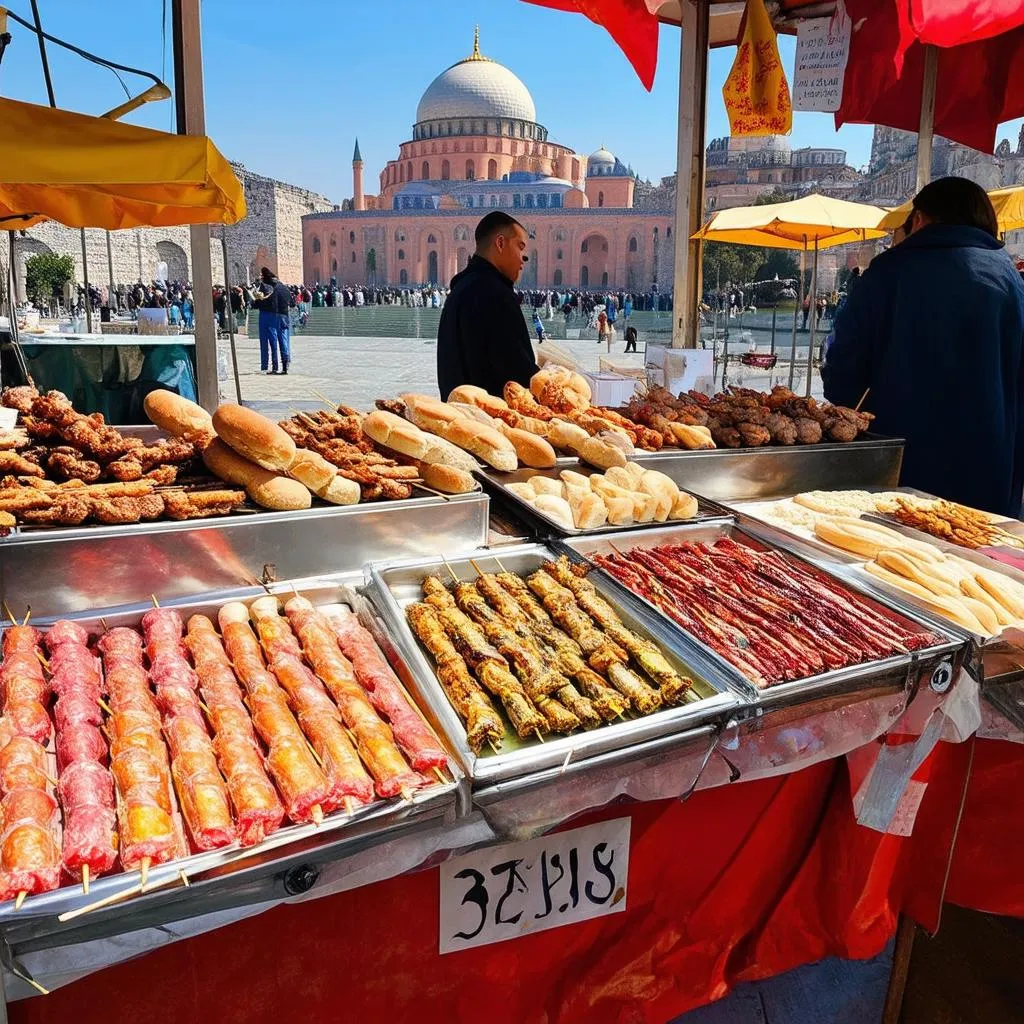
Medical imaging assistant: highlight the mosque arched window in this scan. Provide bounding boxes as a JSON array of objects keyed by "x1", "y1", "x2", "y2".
[
  {"x1": 524, "y1": 194, "x2": 535, "y2": 208},
  {"x1": 550, "y1": 194, "x2": 561, "y2": 208},
  {"x1": 553, "y1": 269, "x2": 563, "y2": 286},
  {"x1": 556, "y1": 249, "x2": 563, "y2": 261},
  {"x1": 628, "y1": 236, "x2": 638, "y2": 252},
  {"x1": 465, "y1": 160, "x2": 475, "y2": 181},
  {"x1": 441, "y1": 160, "x2": 450, "y2": 180},
  {"x1": 331, "y1": 259, "x2": 338, "y2": 273},
  {"x1": 422, "y1": 160, "x2": 429, "y2": 179},
  {"x1": 487, "y1": 158, "x2": 498, "y2": 180},
  {"x1": 312, "y1": 237, "x2": 321, "y2": 254},
  {"x1": 512, "y1": 194, "x2": 522, "y2": 208},
  {"x1": 490, "y1": 195, "x2": 498, "y2": 207},
  {"x1": 537, "y1": 194, "x2": 547, "y2": 208},
  {"x1": 349, "y1": 231, "x2": 356, "y2": 244},
  {"x1": 454, "y1": 226, "x2": 469, "y2": 242},
  {"x1": 467, "y1": 196, "x2": 474, "y2": 208},
  {"x1": 406, "y1": 161, "x2": 413, "y2": 181},
  {"x1": 581, "y1": 240, "x2": 588, "y2": 254},
  {"x1": 395, "y1": 230, "x2": 406, "y2": 242},
  {"x1": 598, "y1": 191, "x2": 604, "y2": 207},
  {"x1": 398, "y1": 249, "x2": 405, "y2": 260},
  {"x1": 351, "y1": 252, "x2": 356, "y2": 263},
  {"x1": 400, "y1": 269, "x2": 408, "y2": 285}
]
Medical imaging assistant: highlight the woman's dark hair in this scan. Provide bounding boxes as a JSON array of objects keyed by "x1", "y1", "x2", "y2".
[{"x1": 912, "y1": 176, "x2": 999, "y2": 238}]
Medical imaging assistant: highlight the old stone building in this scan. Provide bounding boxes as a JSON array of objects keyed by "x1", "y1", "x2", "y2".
[{"x1": 10, "y1": 164, "x2": 334, "y2": 301}]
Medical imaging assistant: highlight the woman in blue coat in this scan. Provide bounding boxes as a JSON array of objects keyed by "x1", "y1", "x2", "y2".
[{"x1": 823, "y1": 177, "x2": 1024, "y2": 518}]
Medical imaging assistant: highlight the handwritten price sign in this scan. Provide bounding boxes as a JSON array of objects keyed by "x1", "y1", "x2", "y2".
[{"x1": 439, "y1": 818, "x2": 630, "y2": 953}]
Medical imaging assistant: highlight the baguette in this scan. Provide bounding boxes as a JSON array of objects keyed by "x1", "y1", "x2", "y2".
[
  {"x1": 143, "y1": 389, "x2": 214, "y2": 444},
  {"x1": 547, "y1": 420, "x2": 590, "y2": 452},
  {"x1": 863, "y1": 563, "x2": 988, "y2": 634},
  {"x1": 972, "y1": 566, "x2": 1024, "y2": 619},
  {"x1": 447, "y1": 385, "x2": 520, "y2": 425},
  {"x1": 287, "y1": 448, "x2": 337, "y2": 492},
  {"x1": 958, "y1": 596, "x2": 1000, "y2": 636},
  {"x1": 875, "y1": 550, "x2": 961, "y2": 598},
  {"x1": 212, "y1": 404, "x2": 296, "y2": 472},
  {"x1": 418, "y1": 462, "x2": 477, "y2": 494},
  {"x1": 497, "y1": 424, "x2": 557, "y2": 469},
  {"x1": 670, "y1": 422, "x2": 715, "y2": 450},
  {"x1": 443, "y1": 417, "x2": 518, "y2": 472},
  {"x1": 959, "y1": 576, "x2": 1015, "y2": 627},
  {"x1": 578, "y1": 436, "x2": 627, "y2": 471},
  {"x1": 203, "y1": 438, "x2": 311, "y2": 511},
  {"x1": 363, "y1": 410, "x2": 434, "y2": 461},
  {"x1": 401, "y1": 393, "x2": 467, "y2": 435},
  {"x1": 315, "y1": 474, "x2": 360, "y2": 505}
]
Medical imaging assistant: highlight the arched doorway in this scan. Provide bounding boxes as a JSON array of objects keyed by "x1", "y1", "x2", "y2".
[
  {"x1": 155, "y1": 240, "x2": 189, "y2": 283},
  {"x1": 579, "y1": 232, "x2": 609, "y2": 291},
  {"x1": 365, "y1": 248, "x2": 377, "y2": 285},
  {"x1": 580, "y1": 265, "x2": 589, "y2": 288},
  {"x1": 427, "y1": 250, "x2": 438, "y2": 284},
  {"x1": 399, "y1": 268, "x2": 408, "y2": 285}
]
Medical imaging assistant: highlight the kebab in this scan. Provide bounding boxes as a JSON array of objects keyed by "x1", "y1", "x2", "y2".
[
  {"x1": 416, "y1": 577, "x2": 547, "y2": 738},
  {"x1": 0, "y1": 624, "x2": 51, "y2": 744},
  {"x1": 405, "y1": 603, "x2": 505, "y2": 753},
  {"x1": 140, "y1": 609, "x2": 236, "y2": 850},
  {"x1": 184, "y1": 615, "x2": 285, "y2": 846},
  {"x1": 525, "y1": 571, "x2": 663, "y2": 714},
  {"x1": 45, "y1": 621, "x2": 116, "y2": 892},
  {"x1": 287, "y1": 598, "x2": 448, "y2": 774},
  {"x1": 217, "y1": 603, "x2": 335, "y2": 822},
  {"x1": 471, "y1": 570, "x2": 628, "y2": 722},
  {"x1": 248, "y1": 597, "x2": 405, "y2": 802},
  {"x1": 98, "y1": 627, "x2": 185, "y2": 874},
  {"x1": 541, "y1": 557, "x2": 694, "y2": 703},
  {"x1": 446, "y1": 581, "x2": 598, "y2": 731}
]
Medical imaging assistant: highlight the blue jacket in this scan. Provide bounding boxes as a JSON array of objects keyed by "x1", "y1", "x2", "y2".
[{"x1": 822, "y1": 223, "x2": 1024, "y2": 517}]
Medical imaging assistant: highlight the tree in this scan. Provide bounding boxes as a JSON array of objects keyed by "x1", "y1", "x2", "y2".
[
  {"x1": 25, "y1": 252, "x2": 74, "y2": 302},
  {"x1": 702, "y1": 242, "x2": 765, "y2": 291},
  {"x1": 754, "y1": 248, "x2": 800, "y2": 283},
  {"x1": 753, "y1": 187, "x2": 790, "y2": 207}
]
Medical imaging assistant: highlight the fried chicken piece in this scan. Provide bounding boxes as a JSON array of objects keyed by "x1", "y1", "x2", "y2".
[
  {"x1": 19, "y1": 495, "x2": 90, "y2": 525},
  {"x1": 144, "y1": 465, "x2": 180, "y2": 486},
  {"x1": 20, "y1": 416, "x2": 59, "y2": 441},
  {"x1": 0, "y1": 430, "x2": 29, "y2": 451},
  {"x1": 18, "y1": 446, "x2": 47, "y2": 466},
  {"x1": 0, "y1": 489, "x2": 54, "y2": 511},
  {"x1": 766, "y1": 413, "x2": 798, "y2": 446},
  {"x1": 793, "y1": 417, "x2": 823, "y2": 445},
  {"x1": 1, "y1": 385, "x2": 39, "y2": 414},
  {"x1": 105, "y1": 457, "x2": 144, "y2": 481},
  {"x1": 736, "y1": 422, "x2": 771, "y2": 447},
  {"x1": 730, "y1": 405, "x2": 768, "y2": 427},
  {"x1": 46, "y1": 447, "x2": 102, "y2": 483},
  {"x1": 29, "y1": 390, "x2": 74, "y2": 421},
  {"x1": 710, "y1": 425, "x2": 742, "y2": 448},
  {"x1": 0, "y1": 451, "x2": 45, "y2": 478},
  {"x1": 374, "y1": 398, "x2": 406, "y2": 416},
  {"x1": 138, "y1": 438, "x2": 195, "y2": 468},
  {"x1": 0, "y1": 510, "x2": 15, "y2": 534},
  {"x1": 86, "y1": 481, "x2": 154, "y2": 497},
  {"x1": 88, "y1": 493, "x2": 165, "y2": 525},
  {"x1": 162, "y1": 489, "x2": 245, "y2": 520}
]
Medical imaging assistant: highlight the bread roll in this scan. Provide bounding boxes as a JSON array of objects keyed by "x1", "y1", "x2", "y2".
[
  {"x1": 448, "y1": 403, "x2": 498, "y2": 428},
  {"x1": 560, "y1": 469, "x2": 591, "y2": 489},
  {"x1": 443, "y1": 418, "x2": 518, "y2": 472},
  {"x1": 632, "y1": 491, "x2": 658, "y2": 523},
  {"x1": 203, "y1": 438, "x2": 311, "y2": 511},
  {"x1": 401, "y1": 393, "x2": 466, "y2": 435},
  {"x1": 212, "y1": 403, "x2": 296, "y2": 472},
  {"x1": 506, "y1": 482, "x2": 537, "y2": 501},
  {"x1": 605, "y1": 495, "x2": 635, "y2": 526},
  {"x1": 568, "y1": 491, "x2": 608, "y2": 530},
  {"x1": 315, "y1": 474, "x2": 360, "y2": 505},
  {"x1": 974, "y1": 568, "x2": 1024, "y2": 619},
  {"x1": 640, "y1": 470, "x2": 679, "y2": 505},
  {"x1": 528, "y1": 476, "x2": 564, "y2": 497},
  {"x1": 562, "y1": 483, "x2": 591, "y2": 507},
  {"x1": 669, "y1": 492, "x2": 699, "y2": 520},
  {"x1": 651, "y1": 493, "x2": 672, "y2": 523},
  {"x1": 548, "y1": 420, "x2": 590, "y2": 452},
  {"x1": 960, "y1": 596, "x2": 1000, "y2": 636},
  {"x1": 603, "y1": 467, "x2": 635, "y2": 490},
  {"x1": 363, "y1": 410, "x2": 433, "y2": 461},
  {"x1": 419, "y1": 462, "x2": 477, "y2": 495},
  {"x1": 578, "y1": 436, "x2": 627, "y2": 471},
  {"x1": 448, "y1": 385, "x2": 517, "y2": 423},
  {"x1": 446, "y1": 385, "x2": 492, "y2": 406},
  {"x1": 533, "y1": 494, "x2": 574, "y2": 530},
  {"x1": 498, "y1": 425, "x2": 557, "y2": 469},
  {"x1": 420, "y1": 434, "x2": 480, "y2": 473},
  {"x1": 623, "y1": 462, "x2": 645, "y2": 488},
  {"x1": 144, "y1": 389, "x2": 214, "y2": 442},
  {"x1": 288, "y1": 448, "x2": 336, "y2": 492}
]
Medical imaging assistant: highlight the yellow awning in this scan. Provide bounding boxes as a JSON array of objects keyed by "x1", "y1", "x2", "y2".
[
  {"x1": 878, "y1": 185, "x2": 1024, "y2": 234},
  {"x1": 693, "y1": 193, "x2": 890, "y2": 250},
  {"x1": 0, "y1": 97, "x2": 246, "y2": 230}
]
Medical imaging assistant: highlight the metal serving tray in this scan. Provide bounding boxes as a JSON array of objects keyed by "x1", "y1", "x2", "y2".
[
  {"x1": 556, "y1": 521, "x2": 963, "y2": 712},
  {"x1": 0, "y1": 490, "x2": 489, "y2": 619},
  {"x1": 730, "y1": 501, "x2": 1024, "y2": 690},
  {"x1": 365, "y1": 543, "x2": 742, "y2": 786},
  {"x1": 475, "y1": 463, "x2": 730, "y2": 538},
  {"x1": 628, "y1": 433, "x2": 904, "y2": 502},
  {"x1": 0, "y1": 574, "x2": 463, "y2": 946}
]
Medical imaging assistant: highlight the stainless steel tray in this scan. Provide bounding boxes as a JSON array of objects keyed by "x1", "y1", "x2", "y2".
[
  {"x1": 0, "y1": 490, "x2": 490, "y2": 618},
  {"x1": 365, "y1": 543, "x2": 742, "y2": 786},
  {"x1": 556, "y1": 521, "x2": 963, "y2": 711},
  {"x1": 475, "y1": 463, "x2": 731, "y2": 537},
  {"x1": 628, "y1": 434, "x2": 904, "y2": 502},
  {"x1": 0, "y1": 574, "x2": 463, "y2": 940}
]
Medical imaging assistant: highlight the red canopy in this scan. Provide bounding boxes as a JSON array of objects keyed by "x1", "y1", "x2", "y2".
[{"x1": 836, "y1": 0, "x2": 1024, "y2": 153}]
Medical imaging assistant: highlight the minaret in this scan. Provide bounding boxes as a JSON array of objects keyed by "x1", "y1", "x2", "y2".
[{"x1": 352, "y1": 138, "x2": 365, "y2": 212}]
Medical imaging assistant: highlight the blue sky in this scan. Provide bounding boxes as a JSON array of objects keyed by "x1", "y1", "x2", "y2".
[{"x1": 0, "y1": 0, "x2": 1019, "y2": 201}]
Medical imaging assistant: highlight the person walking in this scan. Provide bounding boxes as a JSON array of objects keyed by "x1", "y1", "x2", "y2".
[
  {"x1": 253, "y1": 266, "x2": 293, "y2": 374},
  {"x1": 624, "y1": 324, "x2": 638, "y2": 352}
]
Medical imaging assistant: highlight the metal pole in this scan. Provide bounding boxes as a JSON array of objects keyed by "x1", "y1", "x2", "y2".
[
  {"x1": 106, "y1": 231, "x2": 115, "y2": 308},
  {"x1": 221, "y1": 229, "x2": 242, "y2": 403},
  {"x1": 916, "y1": 45, "x2": 938, "y2": 191},
  {"x1": 788, "y1": 242, "x2": 806, "y2": 390},
  {"x1": 172, "y1": 0, "x2": 219, "y2": 411},
  {"x1": 80, "y1": 229, "x2": 92, "y2": 334},
  {"x1": 770, "y1": 301, "x2": 777, "y2": 356},
  {"x1": 671, "y1": 0, "x2": 710, "y2": 348},
  {"x1": 805, "y1": 238, "x2": 819, "y2": 397}
]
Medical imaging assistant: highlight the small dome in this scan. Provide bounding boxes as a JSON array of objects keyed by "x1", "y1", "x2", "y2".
[
  {"x1": 588, "y1": 146, "x2": 616, "y2": 167},
  {"x1": 416, "y1": 30, "x2": 536, "y2": 125}
]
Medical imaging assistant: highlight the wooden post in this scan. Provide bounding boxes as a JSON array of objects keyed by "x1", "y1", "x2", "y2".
[
  {"x1": 916, "y1": 45, "x2": 938, "y2": 191},
  {"x1": 172, "y1": 0, "x2": 219, "y2": 411},
  {"x1": 671, "y1": 0, "x2": 710, "y2": 349}
]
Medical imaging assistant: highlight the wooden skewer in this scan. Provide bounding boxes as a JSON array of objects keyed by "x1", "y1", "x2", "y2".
[
  {"x1": 306, "y1": 740, "x2": 324, "y2": 768},
  {"x1": 854, "y1": 387, "x2": 871, "y2": 413},
  {"x1": 22, "y1": 607, "x2": 30, "y2": 626},
  {"x1": 534, "y1": 729, "x2": 545, "y2": 744},
  {"x1": 432, "y1": 766, "x2": 447, "y2": 784},
  {"x1": 44, "y1": 773, "x2": 58, "y2": 787},
  {"x1": 139, "y1": 857, "x2": 150, "y2": 888},
  {"x1": 311, "y1": 389, "x2": 338, "y2": 409},
  {"x1": 99, "y1": 617, "x2": 109, "y2": 633},
  {"x1": 2, "y1": 600, "x2": 16, "y2": 624},
  {"x1": 150, "y1": 595, "x2": 160, "y2": 608},
  {"x1": 14, "y1": 891, "x2": 27, "y2": 910},
  {"x1": 343, "y1": 796, "x2": 355, "y2": 817},
  {"x1": 178, "y1": 869, "x2": 190, "y2": 888},
  {"x1": 58, "y1": 869, "x2": 186, "y2": 923},
  {"x1": 440, "y1": 555, "x2": 460, "y2": 583},
  {"x1": 486, "y1": 738, "x2": 501, "y2": 756},
  {"x1": 198, "y1": 699, "x2": 212, "y2": 716},
  {"x1": 400, "y1": 787, "x2": 414, "y2": 803},
  {"x1": 35, "y1": 650, "x2": 49, "y2": 670},
  {"x1": 311, "y1": 803, "x2": 324, "y2": 826},
  {"x1": 82, "y1": 864, "x2": 90, "y2": 895},
  {"x1": 12, "y1": 968, "x2": 48, "y2": 997},
  {"x1": 98, "y1": 698, "x2": 113, "y2": 716},
  {"x1": 493, "y1": 557, "x2": 509, "y2": 573},
  {"x1": 469, "y1": 559, "x2": 485, "y2": 578}
]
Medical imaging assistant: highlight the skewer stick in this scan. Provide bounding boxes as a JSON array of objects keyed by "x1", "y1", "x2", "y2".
[
  {"x1": 534, "y1": 729, "x2": 545, "y2": 744},
  {"x1": 139, "y1": 857, "x2": 150, "y2": 888},
  {"x1": 440, "y1": 555, "x2": 460, "y2": 583},
  {"x1": 150, "y1": 595, "x2": 160, "y2": 608},
  {"x1": 854, "y1": 387, "x2": 871, "y2": 413},
  {"x1": 492, "y1": 557, "x2": 509, "y2": 573},
  {"x1": 311, "y1": 803, "x2": 324, "y2": 826},
  {"x1": 311, "y1": 389, "x2": 338, "y2": 409},
  {"x1": 11, "y1": 967, "x2": 48, "y2": 997},
  {"x1": 99, "y1": 617, "x2": 109, "y2": 633},
  {"x1": 58, "y1": 869, "x2": 187, "y2": 923},
  {"x1": 178, "y1": 870, "x2": 190, "y2": 888},
  {"x1": 432, "y1": 766, "x2": 447, "y2": 784},
  {"x1": 400, "y1": 787, "x2": 414, "y2": 803},
  {"x1": 306, "y1": 740, "x2": 324, "y2": 768},
  {"x1": 14, "y1": 891, "x2": 26, "y2": 910},
  {"x1": 486, "y1": 738, "x2": 501, "y2": 756},
  {"x1": 343, "y1": 796, "x2": 355, "y2": 817},
  {"x1": 98, "y1": 698, "x2": 113, "y2": 716},
  {"x1": 22, "y1": 608, "x2": 30, "y2": 626},
  {"x1": 2, "y1": 600, "x2": 16, "y2": 624},
  {"x1": 44, "y1": 773, "x2": 58, "y2": 787},
  {"x1": 469, "y1": 559, "x2": 485, "y2": 578},
  {"x1": 82, "y1": 864, "x2": 90, "y2": 895}
]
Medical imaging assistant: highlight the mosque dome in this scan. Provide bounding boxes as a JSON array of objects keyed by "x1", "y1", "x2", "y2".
[
  {"x1": 589, "y1": 146, "x2": 616, "y2": 168},
  {"x1": 416, "y1": 30, "x2": 537, "y2": 125}
]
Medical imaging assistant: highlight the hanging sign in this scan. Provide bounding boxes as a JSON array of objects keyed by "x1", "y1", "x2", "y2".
[
  {"x1": 439, "y1": 817, "x2": 630, "y2": 953},
  {"x1": 792, "y1": 0, "x2": 852, "y2": 113}
]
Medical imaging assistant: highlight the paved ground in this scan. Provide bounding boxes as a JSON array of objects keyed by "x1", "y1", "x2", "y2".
[{"x1": 223, "y1": 331, "x2": 822, "y2": 418}]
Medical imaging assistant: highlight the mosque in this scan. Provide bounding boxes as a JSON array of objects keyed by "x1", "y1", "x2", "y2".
[{"x1": 302, "y1": 31, "x2": 676, "y2": 292}]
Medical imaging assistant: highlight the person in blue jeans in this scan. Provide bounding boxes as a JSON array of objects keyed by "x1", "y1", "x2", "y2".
[{"x1": 253, "y1": 266, "x2": 293, "y2": 374}]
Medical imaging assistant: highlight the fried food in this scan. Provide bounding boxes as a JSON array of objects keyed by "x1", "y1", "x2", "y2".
[
  {"x1": 88, "y1": 494, "x2": 165, "y2": 525},
  {"x1": 46, "y1": 448, "x2": 101, "y2": 483},
  {"x1": 162, "y1": 489, "x2": 245, "y2": 520},
  {"x1": 19, "y1": 495, "x2": 90, "y2": 525},
  {"x1": 0, "y1": 386, "x2": 39, "y2": 414},
  {"x1": 0, "y1": 452, "x2": 45, "y2": 478}
]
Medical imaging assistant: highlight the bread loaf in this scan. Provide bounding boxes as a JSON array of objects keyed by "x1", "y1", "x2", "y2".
[
  {"x1": 401, "y1": 393, "x2": 466, "y2": 435},
  {"x1": 547, "y1": 420, "x2": 590, "y2": 452},
  {"x1": 144, "y1": 389, "x2": 214, "y2": 443},
  {"x1": 287, "y1": 448, "x2": 337, "y2": 492},
  {"x1": 497, "y1": 424, "x2": 557, "y2": 469},
  {"x1": 315, "y1": 474, "x2": 360, "y2": 505},
  {"x1": 528, "y1": 476, "x2": 564, "y2": 497},
  {"x1": 959, "y1": 576, "x2": 1015, "y2": 627},
  {"x1": 875, "y1": 550, "x2": 961, "y2": 597},
  {"x1": 975, "y1": 568, "x2": 1024, "y2": 619},
  {"x1": 443, "y1": 417, "x2": 518, "y2": 472},
  {"x1": 447, "y1": 385, "x2": 519, "y2": 424},
  {"x1": 418, "y1": 462, "x2": 477, "y2": 494},
  {"x1": 578, "y1": 436, "x2": 627, "y2": 470},
  {"x1": 568, "y1": 491, "x2": 608, "y2": 530},
  {"x1": 506, "y1": 482, "x2": 538, "y2": 501},
  {"x1": 212, "y1": 404, "x2": 296, "y2": 472},
  {"x1": 533, "y1": 494, "x2": 574, "y2": 530},
  {"x1": 604, "y1": 495, "x2": 635, "y2": 526},
  {"x1": 669, "y1": 492, "x2": 699, "y2": 521},
  {"x1": 203, "y1": 439, "x2": 311, "y2": 511},
  {"x1": 363, "y1": 410, "x2": 433, "y2": 461},
  {"x1": 559, "y1": 469, "x2": 590, "y2": 489}
]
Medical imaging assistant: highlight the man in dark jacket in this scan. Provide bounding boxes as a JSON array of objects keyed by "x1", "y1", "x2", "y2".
[
  {"x1": 823, "y1": 177, "x2": 1024, "y2": 517},
  {"x1": 437, "y1": 211, "x2": 538, "y2": 400},
  {"x1": 253, "y1": 266, "x2": 293, "y2": 374}
]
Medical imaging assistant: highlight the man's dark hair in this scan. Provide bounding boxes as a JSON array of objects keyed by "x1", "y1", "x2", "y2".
[
  {"x1": 475, "y1": 211, "x2": 524, "y2": 248},
  {"x1": 913, "y1": 176, "x2": 999, "y2": 238}
]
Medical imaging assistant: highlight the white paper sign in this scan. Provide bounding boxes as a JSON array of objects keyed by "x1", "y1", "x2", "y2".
[
  {"x1": 792, "y1": 2, "x2": 851, "y2": 112},
  {"x1": 0, "y1": 407, "x2": 17, "y2": 430},
  {"x1": 439, "y1": 817, "x2": 630, "y2": 953}
]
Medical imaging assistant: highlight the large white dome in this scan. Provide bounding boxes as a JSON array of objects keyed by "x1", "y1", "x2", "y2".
[{"x1": 416, "y1": 35, "x2": 536, "y2": 125}]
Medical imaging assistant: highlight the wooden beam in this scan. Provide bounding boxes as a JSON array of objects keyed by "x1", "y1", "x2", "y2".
[{"x1": 915, "y1": 45, "x2": 938, "y2": 192}]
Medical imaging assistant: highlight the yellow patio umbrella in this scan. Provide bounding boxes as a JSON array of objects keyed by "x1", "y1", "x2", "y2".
[
  {"x1": 877, "y1": 185, "x2": 1024, "y2": 234},
  {"x1": 0, "y1": 96, "x2": 246, "y2": 229},
  {"x1": 692, "y1": 193, "x2": 889, "y2": 395}
]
